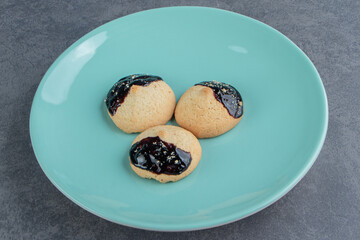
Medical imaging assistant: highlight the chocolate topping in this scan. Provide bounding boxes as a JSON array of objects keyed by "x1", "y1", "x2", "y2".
[{"x1": 129, "y1": 136, "x2": 191, "y2": 175}]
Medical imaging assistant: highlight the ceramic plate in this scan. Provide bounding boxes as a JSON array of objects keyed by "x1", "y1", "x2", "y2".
[{"x1": 30, "y1": 7, "x2": 328, "y2": 231}]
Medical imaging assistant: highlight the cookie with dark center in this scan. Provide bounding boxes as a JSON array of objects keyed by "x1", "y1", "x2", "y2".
[{"x1": 129, "y1": 125, "x2": 202, "y2": 183}]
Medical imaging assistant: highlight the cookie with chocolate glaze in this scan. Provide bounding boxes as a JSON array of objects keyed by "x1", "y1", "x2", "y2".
[
  {"x1": 129, "y1": 125, "x2": 202, "y2": 183},
  {"x1": 105, "y1": 74, "x2": 176, "y2": 133},
  {"x1": 175, "y1": 81, "x2": 243, "y2": 138}
]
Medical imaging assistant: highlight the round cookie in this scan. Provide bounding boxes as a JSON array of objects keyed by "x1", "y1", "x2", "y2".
[
  {"x1": 105, "y1": 74, "x2": 175, "y2": 133},
  {"x1": 129, "y1": 125, "x2": 202, "y2": 183},
  {"x1": 175, "y1": 81, "x2": 243, "y2": 138}
]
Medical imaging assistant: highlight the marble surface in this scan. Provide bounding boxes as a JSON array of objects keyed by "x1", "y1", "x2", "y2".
[{"x1": 0, "y1": 0, "x2": 359, "y2": 239}]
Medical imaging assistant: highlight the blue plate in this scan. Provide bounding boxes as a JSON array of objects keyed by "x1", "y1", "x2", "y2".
[{"x1": 30, "y1": 7, "x2": 328, "y2": 231}]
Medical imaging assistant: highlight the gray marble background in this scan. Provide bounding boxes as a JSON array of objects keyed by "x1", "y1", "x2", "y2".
[{"x1": 1, "y1": 0, "x2": 359, "y2": 239}]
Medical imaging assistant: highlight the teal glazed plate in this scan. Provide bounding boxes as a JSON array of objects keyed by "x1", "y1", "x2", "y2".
[{"x1": 30, "y1": 7, "x2": 328, "y2": 231}]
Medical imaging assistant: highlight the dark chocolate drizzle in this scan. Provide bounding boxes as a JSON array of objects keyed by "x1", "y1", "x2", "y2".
[
  {"x1": 195, "y1": 81, "x2": 243, "y2": 118},
  {"x1": 105, "y1": 74, "x2": 162, "y2": 115},
  {"x1": 129, "y1": 136, "x2": 191, "y2": 175}
]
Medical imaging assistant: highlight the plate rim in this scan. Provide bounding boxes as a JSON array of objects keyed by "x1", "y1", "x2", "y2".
[{"x1": 29, "y1": 6, "x2": 329, "y2": 231}]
